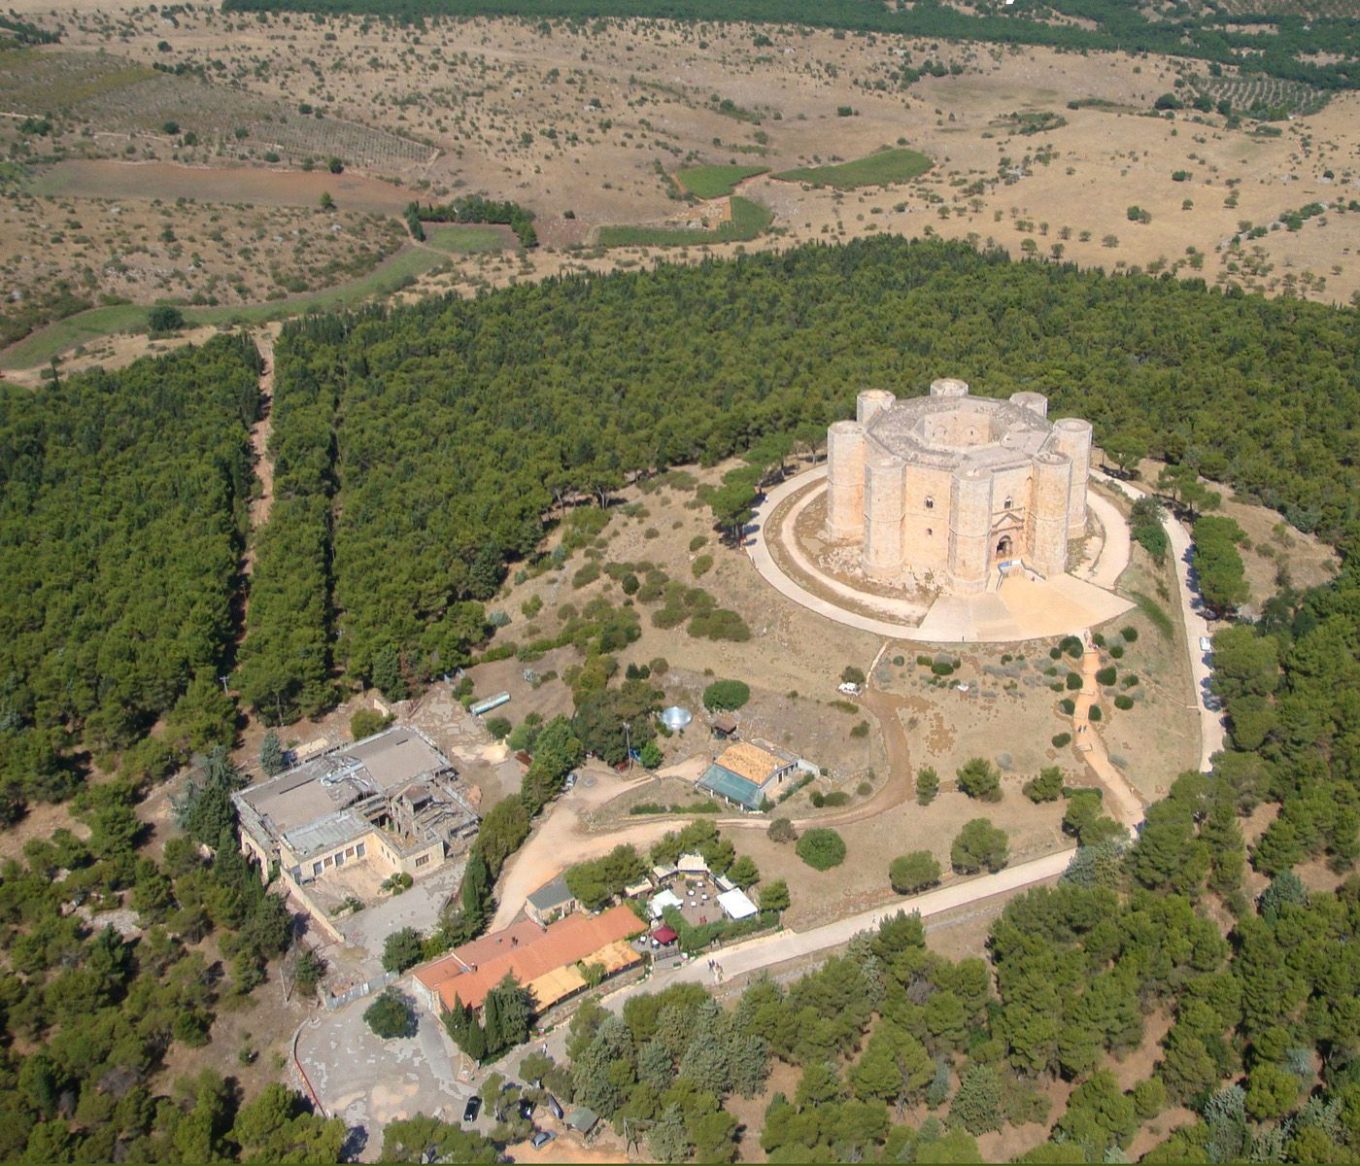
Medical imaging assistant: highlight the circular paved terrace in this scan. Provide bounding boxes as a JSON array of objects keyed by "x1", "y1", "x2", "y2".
[{"x1": 745, "y1": 467, "x2": 1134, "y2": 644}]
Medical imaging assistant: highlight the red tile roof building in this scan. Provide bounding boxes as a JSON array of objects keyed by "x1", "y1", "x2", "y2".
[{"x1": 412, "y1": 904, "x2": 645, "y2": 1015}]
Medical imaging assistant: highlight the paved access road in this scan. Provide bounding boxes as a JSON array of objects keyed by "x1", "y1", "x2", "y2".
[{"x1": 604, "y1": 848, "x2": 1074, "y2": 1010}]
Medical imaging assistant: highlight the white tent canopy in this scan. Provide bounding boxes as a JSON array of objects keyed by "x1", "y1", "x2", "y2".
[
  {"x1": 717, "y1": 889, "x2": 758, "y2": 921},
  {"x1": 649, "y1": 888, "x2": 683, "y2": 919}
]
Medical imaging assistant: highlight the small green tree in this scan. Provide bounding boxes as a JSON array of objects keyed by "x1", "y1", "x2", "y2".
[
  {"x1": 259, "y1": 729, "x2": 286, "y2": 776},
  {"x1": 796, "y1": 828, "x2": 846, "y2": 871},
  {"x1": 364, "y1": 989, "x2": 416, "y2": 1039},
  {"x1": 350, "y1": 707, "x2": 392, "y2": 740},
  {"x1": 638, "y1": 739, "x2": 664, "y2": 769},
  {"x1": 956, "y1": 758, "x2": 1002, "y2": 802},
  {"x1": 382, "y1": 927, "x2": 425, "y2": 974},
  {"x1": 708, "y1": 466, "x2": 760, "y2": 545},
  {"x1": 148, "y1": 305, "x2": 185, "y2": 334},
  {"x1": 1023, "y1": 766, "x2": 1064, "y2": 803},
  {"x1": 482, "y1": 974, "x2": 534, "y2": 1057},
  {"x1": 726, "y1": 854, "x2": 760, "y2": 889},
  {"x1": 951, "y1": 1064, "x2": 1003, "y2": 1135},
  {"x1": 703, "y1": 680, "x2": 750, "y2": 711},
  {"x1": 890, "y1": 851, "x2": 942, "y2": 895},
  {"x1": 293, "y1": 949, "x2": 324, "y2": 999},
  {"x1": 951, "y1": 819, "x2": 1009, "y2": 874},
  {"x1": 759, "y1": 879, "x2": 790, "y2": 913},
  {"x1": 916, "y1": 766, "x2": 940, "y2": 805}
]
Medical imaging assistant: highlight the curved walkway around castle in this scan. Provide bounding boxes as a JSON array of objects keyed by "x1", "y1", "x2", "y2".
[{"x1": 746, "y1": 467, "x2": 1133, "y2": 644}]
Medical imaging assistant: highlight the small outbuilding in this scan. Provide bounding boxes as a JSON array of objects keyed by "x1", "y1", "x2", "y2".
[
  {"x1": 567, "y1": 1108, "x2": 599, "y2": 1138},
  {"x1": 697, "y1": 740, "x2": 802, "y2": 811},
  {"x1": 525, "y1": 874, "x2": 577, "y2": 926},
  {"x1": 711, "y1": 713, "x2": 739, "y2": 738},
  {"x1": 623, "y1": 877, "x2": 654, "y2": 899}
]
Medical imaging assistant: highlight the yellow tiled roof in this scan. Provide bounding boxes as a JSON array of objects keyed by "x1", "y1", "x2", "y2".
[{"x1": 716, "y1": 741, "x2": 783, "y2": 785}]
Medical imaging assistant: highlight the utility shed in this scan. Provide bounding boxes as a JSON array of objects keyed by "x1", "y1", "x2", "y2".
[{"x1": 567, "y1": 1108, "x2": 599, "y2": 1137}]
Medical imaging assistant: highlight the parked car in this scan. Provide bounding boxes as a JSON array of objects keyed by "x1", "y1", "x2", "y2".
[
  {"x1": 1199, "y1": 636, "x2": 1213, "y2": 653},
  {"x1": 531, "y1": 1130, "x2": 556, "y2": 1150},
  {"x1": 547, "y1": 1095, "x2": 565, "y2": 1121},
  {"x1": 518, "y1": 1098, "x2": 535, "y2": 1121},
  {"x1": 462, "y1": 1096, "x2": 481, "y2": 1124}
]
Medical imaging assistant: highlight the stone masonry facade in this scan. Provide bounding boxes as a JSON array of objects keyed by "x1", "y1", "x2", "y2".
[{"x1": 825, "y1": 378, "x2": 1092, "y2": 594}]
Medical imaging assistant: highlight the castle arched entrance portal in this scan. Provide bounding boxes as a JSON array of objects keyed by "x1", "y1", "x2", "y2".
[{"x1": 995, "y1": 535, "x2": 1013, "y2": 561}]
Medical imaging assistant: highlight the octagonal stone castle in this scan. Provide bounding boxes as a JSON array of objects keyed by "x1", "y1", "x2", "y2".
[{"x1": 825, "y1": 379, "x2": 1092, "y2": 595}]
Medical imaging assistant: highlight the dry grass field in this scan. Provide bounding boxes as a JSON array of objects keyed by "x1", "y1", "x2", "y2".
[
  {"x1": 452, "y1": 451, "x2": 1322, "y2": 924},
  {"x1": 0, "y1": 184, "x2": 406, "y2": 317},
  {"x1": 2, "y1": 4, "x2": 1360, "y2": 370}
]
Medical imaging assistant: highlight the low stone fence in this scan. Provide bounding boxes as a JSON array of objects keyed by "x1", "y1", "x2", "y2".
[{"x1": 323, "y1": 970, "x2": 397, "y2": 1012}]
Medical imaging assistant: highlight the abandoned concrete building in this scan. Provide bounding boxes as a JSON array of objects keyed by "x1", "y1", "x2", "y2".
[
  {"x1": 234, "y1": 726, "x2": 479, "y2": 892},
  {"x1": 825, "y1": 379, "x2": 1093, "y2": 593}
]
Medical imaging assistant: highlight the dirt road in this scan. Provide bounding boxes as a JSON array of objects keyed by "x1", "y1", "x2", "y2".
[
  {"x1": 490, "y1": 766, "x2": 675, "y2": 930},
  {"x1": 242, "y1": 327, "x2": 278, "y2": 581},
  {"x1": 1072, "y1": 645, "x2": 1145, "y2": 829},
  {"x1": 1091, "y1": 470, "x2": 1226, "y2": 772}
]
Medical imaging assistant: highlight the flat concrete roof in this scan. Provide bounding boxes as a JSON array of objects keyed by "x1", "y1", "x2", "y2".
[{"x1": 239, "y1": 726, "x2": 454, "y2": 836}]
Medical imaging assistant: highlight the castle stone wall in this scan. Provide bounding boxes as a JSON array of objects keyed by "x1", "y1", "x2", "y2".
[
  {"x1": 864, "y1": 449, "x2": 907, "y2": 579},
  {"x1": 826, "y1": 420, "x2": 867, "y2": 542},
  {"x1": 1051, "y1": 418, "x2": 1093, "y2": 538},
  {"x1": 1030, "y1": 454, "x2": 1072, "y2": 578},
  {"x1": 950, "y1": 469, "x2": 993, "y2": 594}
]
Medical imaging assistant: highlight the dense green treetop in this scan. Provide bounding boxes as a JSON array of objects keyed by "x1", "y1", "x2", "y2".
[
  {"x1": 257, "y1": 237, "x2": 1360, "y2": 703},
  {"x1": 0, "y1": 335, "x2": 260, "y2": 805}
]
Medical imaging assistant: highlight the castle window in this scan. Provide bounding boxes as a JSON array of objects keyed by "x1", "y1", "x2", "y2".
[
  {"x1": 1003, "y1": 496, "x2": 1013, "y2": 510},
  {"x1": 925, "y1": 496, "x2": 934, "y2": 510},
  {"x1": 415, "y1": 855, "x2": 430, "y2": 869},
  {"x1": 926, "y1": 528, "x2": 933, "y2": 537}
]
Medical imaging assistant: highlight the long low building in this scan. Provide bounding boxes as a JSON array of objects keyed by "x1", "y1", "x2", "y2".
[{"x1": 412, "y1": 904, "x2": 646, "y2": 1017}]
